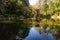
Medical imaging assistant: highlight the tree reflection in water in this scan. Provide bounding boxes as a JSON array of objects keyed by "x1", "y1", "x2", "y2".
[{"x1": 23, "y1": 27, "x2": 55, "y2": 40}]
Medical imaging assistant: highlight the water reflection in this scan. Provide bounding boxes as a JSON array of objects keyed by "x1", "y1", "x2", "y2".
[{"x1": 24, "y1": 27, "x2": 55, "y2": 40}]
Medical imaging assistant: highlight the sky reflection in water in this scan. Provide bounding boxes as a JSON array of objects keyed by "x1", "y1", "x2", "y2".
[{"x1": 24, "y1": 27, "x2": 55, "y2": 40}]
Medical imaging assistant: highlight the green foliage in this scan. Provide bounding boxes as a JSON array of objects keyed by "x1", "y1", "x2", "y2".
[
  {"x1": 0, "y1": 0, "x2": 33, "y2": 40},
  {"x1": 0, "y1": 0, "x2": 60, "y2": 40}
]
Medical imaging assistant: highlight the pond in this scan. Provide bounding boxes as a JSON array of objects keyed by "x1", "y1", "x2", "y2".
[{"x1": 23, "y1": 27, "x2": 55, "y2": 40}]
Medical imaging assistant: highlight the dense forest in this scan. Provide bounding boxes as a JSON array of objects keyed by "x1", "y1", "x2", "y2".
[
  {"x1": 0, "y1": 0, "x2": 32, "y2": 40},
  {"x1": 0, "y1": 0, "x2": 60, "y2": 40}
]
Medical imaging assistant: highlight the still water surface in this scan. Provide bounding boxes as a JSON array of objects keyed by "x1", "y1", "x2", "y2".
[{"x1": 23, "y1": 27, "x2": 55, "y2": 40}]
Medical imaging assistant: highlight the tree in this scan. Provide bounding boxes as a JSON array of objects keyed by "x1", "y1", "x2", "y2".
[{"x1": 0, "y1": 0, "x2": 33, "y2": 40}]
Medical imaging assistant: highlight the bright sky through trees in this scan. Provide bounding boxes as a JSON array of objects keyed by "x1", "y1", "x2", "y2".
[{"x1": 29, "y1": 0, "x2": 38, "y2": 5}]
